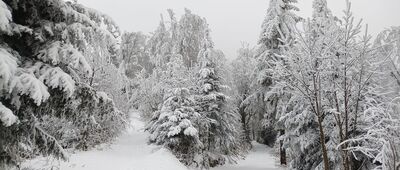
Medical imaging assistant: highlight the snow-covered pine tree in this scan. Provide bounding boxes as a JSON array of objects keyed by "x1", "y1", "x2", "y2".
[
  {"x1": 238, "y1": 0, "x2": 299, "y2": 166},
  {"x1": 258, "y1": 0, "x2": 299, "y2": 51},
  {"x1": 0, "y1": 0, "x2": 126, "y2": 167},
  {"x1": 193, "y1": 30, "x2": 241, "y2": 169},
  {"x1": 146, "y1": 87, "x2": 201, "y2": 166},
  {"x1": 144, "y1": 35, "x2": 203, "y2": 164},
  {"x1": 243, "y1": 0, "x2": 300, "y2": 147}
]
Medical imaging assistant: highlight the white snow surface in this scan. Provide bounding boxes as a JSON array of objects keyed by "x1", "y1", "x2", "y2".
[
  {"x1": 22, "y1": 112, "x2": 284, "y2": 170},
  {"x1": 22, "y1": 112, "x2": 186, "y2": 170},
  {"x1": 212, "y1": 141, "x2": 285, "y2": 170}
]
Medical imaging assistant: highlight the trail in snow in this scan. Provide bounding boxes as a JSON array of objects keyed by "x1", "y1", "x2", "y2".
[
  {"x1": 212, "y1": 142, "x2": 284, "y2": 170},
  {"x1": 22, "y1": 112, "x2": 187, "y2": 170},
  {"x1": 22, "y1": 112, "x2": 284, "y2": 170}
]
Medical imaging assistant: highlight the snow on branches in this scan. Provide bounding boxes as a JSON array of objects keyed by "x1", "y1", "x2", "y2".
[
  {"x1": 146, "y1": 88, "x2": 202, "y2": 166},
  {"x1": 0, "y1": 0, "x2": 126, "y2": 167},
  {"x1": 0, "y1": 102, "x2": 18, "y2": 127},
  {"x1": 0, "y1": 0, "x2": 11, "y2": 34},
  {"x1": 37, "y1": 41, "x2": 92, "y2": 75}
]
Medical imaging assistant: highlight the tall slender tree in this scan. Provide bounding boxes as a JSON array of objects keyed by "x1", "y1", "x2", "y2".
[
  {"x1": 245, "y1": 0, "x2": 299, "y2": 164},
  {"x1": 193, "y1": 31, "x2": 241, "y2": 169}
]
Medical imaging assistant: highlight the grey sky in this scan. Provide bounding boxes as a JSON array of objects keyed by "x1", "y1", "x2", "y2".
[{"x1": 79, "y1": 0, "x2": 400, "y2": 59}]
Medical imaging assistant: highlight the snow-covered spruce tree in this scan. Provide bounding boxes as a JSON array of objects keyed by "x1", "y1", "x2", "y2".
[
  {"x1": 146, "y1": 88, "x2": 201, "y2": 166},
  {"x1": 145, "y1": 43, "x2": 201, "y2": 165},
  {"x1": 45, "y1": 1, "x2": 127, "y2": 151},
  {"x1": 257, "y1": 0, "x2": 340, "y2": 169},
  {"x1": 0, "y1": 0, "x2": 126, "y2": 166},
  {"x1": 243, "y1": 0, "x2": 299, "y2": 146},
  {"x1": 193, "y1": 31, "x2": 241, "y2": 169}
]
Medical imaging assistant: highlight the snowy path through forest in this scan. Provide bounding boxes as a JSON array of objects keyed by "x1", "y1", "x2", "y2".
[
  {"x1": 22, "y1": 112, "x2": 187, "y2": 170},
  {"x1": 212, "y1": 142, "x2": 284, "y2": 170},
  {"x1": 23, "y1": 112, "x2": 283, "y2": 170}
]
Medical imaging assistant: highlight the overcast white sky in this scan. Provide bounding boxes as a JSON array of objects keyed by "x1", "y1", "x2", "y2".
[{"x1": 79, "y1": 0, "x2": 400, "y2": 59}]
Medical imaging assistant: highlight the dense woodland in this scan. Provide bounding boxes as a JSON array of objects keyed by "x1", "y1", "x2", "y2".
[{"x1": 0, "y1": 0, "x2": 399, "y2": 170}]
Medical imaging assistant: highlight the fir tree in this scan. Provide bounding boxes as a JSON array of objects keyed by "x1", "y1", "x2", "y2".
[
  {"x1": 243, "y1": 0, "x2": 300, "y2": 165},
  {"x1": 0, "y1": 0, "x2": 126, "y2": 166},
  {"x1": 146, "y1": 88, "x2": 202, "y2": 166},
  {"x1": 194, "y1": 31, "x2": 241, "y2": 169}
]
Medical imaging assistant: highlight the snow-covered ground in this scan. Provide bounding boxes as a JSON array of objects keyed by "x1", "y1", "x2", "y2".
[
  {"x1": 22, "y1": 112, "x2": 186, "y2": 170},
  {"x1": 212, "y1": 142, "x2": 284, "y2": 170},
  {"x1": 22, "y1": 112, "x2": 284, "y2": 170}
]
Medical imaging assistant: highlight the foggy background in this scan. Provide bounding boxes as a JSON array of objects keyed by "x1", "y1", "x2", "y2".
[{"x1": 79, "y1": 0, "x2": 400, "y2": 58}]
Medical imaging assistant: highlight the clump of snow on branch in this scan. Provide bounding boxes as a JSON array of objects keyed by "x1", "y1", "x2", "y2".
[{"x1": 0, "y1": 102, "x2": 18, "y2": 127}]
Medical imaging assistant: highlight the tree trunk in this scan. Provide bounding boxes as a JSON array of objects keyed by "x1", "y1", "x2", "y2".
[
  {"x1": 89, "y1": 68, "x2": 95, "y2": 86},
  {"x1": 279, "y1": 129, "x2": 287, "y2": 165},
  {"x1": 239, "y1": 106, "x2": 251, "y2": 144},
  {"x1": 316, "y1": 113, "x2": 330, "y2": 170},
  {"x1": 312, "y1": 74, "x2": 330, "y2": 170}
]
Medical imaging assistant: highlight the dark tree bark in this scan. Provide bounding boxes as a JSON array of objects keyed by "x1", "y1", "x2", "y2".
[{"x1": 279, "y1": 129, "x2": 287, "y2": 165}]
